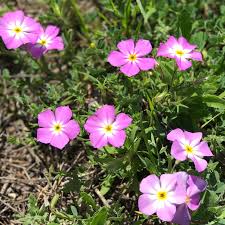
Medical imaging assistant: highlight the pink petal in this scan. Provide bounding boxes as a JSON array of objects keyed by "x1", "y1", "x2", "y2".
[
  {"x1": 187, "y1": 175, "x2": 207, "y2": 193},
  {"x1": 64, "y1": 120, "x2": 80, "y2": 140},
  {"x1": 171, "y1": 184, "x2": 187, "y2": 204},
  {"x1": 45, "y1": 25, "x2": 60, "y2": 38},
  {"x1": 189, "y1": 51, "x2": 203, "y2": 61},
  {"x1": 175, "y1": 57, "x2": 192, "y2": 71},
  {"x1": 117, "y1": 39, "x2": 135, "y2": 54},
  {"x1": 187, "y1": 193, "x2": 200, "y2": 211},
  {"x1": 134, "y1": 39, "x2": 152, "y2": 56},
  {"x1": 107, "y1": 50, "x2": 127, "y2": 67},
  {"x1": 189, "y1": 155, "x2": 208, "y2": 172},
  {"x1": 138, "y1": 194, "x2": 157, "y2": 216},
  {"x1": 96, "y1": 105, "x2": 115, "y2": 125},
  {"x1": 37, "y1": 128, "x2": 53, "y2": 144},
  {"x1": 84, "y1": 115, "x2": 103, "y2": 133},
  {"x1": 167, "y1": 128, "x2": 184, "y2": 141},
  {"x1": 166, "y1": 36, "x2": 179, "y2": 47},
  {"x1": 38, "y1": 109, "x2": 55, "y2": 127},
  {"x1": 50, "y1": 133, "x2": 70, "y2": 149},
  {"x1": 184, "y1": 131, "x2": 202, "y2": 146},
  {"x1": 196, "y1": 141, "x2": 213, "y2": 157},
  {"x1": 89, "y1": 131, "x2": 108, "y2": 149},
  {"x1": 157, "y1": 43, "x2": 174, "y2": 58},
  {"x1": 156, "y1": 202, "x2": 176, "y2": 222},
  {"x1": 108, "y1": 130, "x2": 126, "y2": 147},
  {"x1": 160, "y1": 174, "x2": 177, "y2": 191},
  {"x1": 113, "y1": 113, "x2": 132, "y2": 130},
  {"x1": 139, "y1": 175, "x2": 160, "y2": 194},
  {"x1": 120, "y1": 62, "x2": 140, "y2": 77},
  {"x1": 137, "y1": 58, "x2": 157, "y2": 71},
  {"x1": 26, "y1": 43, "x2": 46, "y2": 58},
  {"x1": 178, "y1": 36, "x2": 196, "y2": 52},
  {"x1": 47, "y1": 37, "x2": 64, "y2": 50},
  {"x1": 55, "y1": 106, "x2": 72, "y2": 124},
  {"x1": 171, "y1": 141, "x2": 187, "y2": 161},
  {"x1": 172, "y1": 204, "x2": 191, "y2": 225}
]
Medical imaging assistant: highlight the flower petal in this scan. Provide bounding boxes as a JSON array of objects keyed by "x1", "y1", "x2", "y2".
[
  {"x1": 138, "y1": 194, "x2": 157, "y2": 216},
  {"x1": 188, "y1": 175, "x2": 207, "y2": 193},
  {"x1": 50, "y1": 133, "x2": 70, "y2": 149},
  {"x1": 37, "y1": 128, "x2": 53, "y2": 144},
  {"x1": 117, "y1": 39, "x2": 135, "y2": 54},
  {"x1": 175, "y1": 56, "x2": 192, "y2": 71},
  {"x1": 64, "y1": 120, "x2": 80, "y2": 140},
  {"x1": 137, "y1": 58, "x2": 157, "y2": 71},
  {"x1": 96, "y1": 105, "x2": 115, "y2": 125},
  {"x1": 84, "y1": 115, "x2": 104, "y2": 133},
  {"x1": 107, "y1": 50, "x2": 127, "y2": 67},
  {"x1": 178, "y1": 36, "x2": 196, "y2": 52},
  {"x1": 189, "y1": 155, "x2": 208, "y2": 172},
  {"x1": 45, "y1": 25, "x2": 60, "y2": 38},
  {"x1": 139, "y1": 175, "x2": 160, "y2": 194},
  {"x1": 157, "y1": 43, "x2": 174, "y2": 58},
  {"x1": 187, "y1": 193, "x2": 200, "y2": 211},
  {"x1": 38, "y1": 109, "x2": 55, "y2": 127},
  {"x1": 113, "y1": 113, "x2": 132, "y2": 130},
  {"x1": 55, "y1": 106, "x2": 72, "y2": 124},
  {"x1": 196, "y1": 141, "x2": 213, "y2": 157},
  {"x1": 160, "y1": 174, "x2": 177, "y2": 192},
  {"x1": 89, "y1": 131, "x2": 108, "y2": 149},
  {"x1": 171, "y1": 141, "x2": 187, "y2": 161},
  {"x1": 135, "y1": 39, "x2": 152, "y2": 56},
  {"x1": 47, "y1": 37, "x2": 64, "y2": 50},
  {"x1": 108, "y1": 130, "x2": 126, "y2": 147},
  {"x1": 167, "y1": 128, "x2": 184, "y2": 142},
  {"x1": 120, "y1": 62, "x2": 140, "y2": 76},
  {"x1": 184, "y1": 131, "x2": 202, "y2": 147},
  {"x1": 189, "y1": 51, "x2": 203, "y2": 61},
  {"x1": 172, "y1": 204, "x2": 191, "y2": 225},
  {"x1": 157, "y1": 202, "x2": 176, "y2": 222}
]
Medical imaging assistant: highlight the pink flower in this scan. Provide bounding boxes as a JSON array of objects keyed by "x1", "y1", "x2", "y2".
[
  {"x1": 138, "y1": 174, "x2": 186, "y2": 222},
  {"x1": 167, "y1": 128, "x2": 213, "y2": 172},
  {"x1": 37, "y1": 106, "x2": 80, "y2": 149},
  {"x1": 26, "y1": 25, "x2": 64, "y2": 58},
  {"x1": 0, "y1": 10, "x2": 41, "y2": 49},
  {"x1": 172, "y1": 172, "x2": 207, "y2": 225},
  {"x1": 108, "y1": 39, "x2": 157, "y2": 77},
  {"x1": 84, "y1": 105, "x2": 132, "y2": 149},
  {"x1": 157, "y1": 36, "x2": 202, "y2": 71}
]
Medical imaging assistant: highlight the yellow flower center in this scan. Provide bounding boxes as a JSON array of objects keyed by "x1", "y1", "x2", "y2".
[
  {"x1": 185, "y1": 196, "x2": 190, "y2": 204},
  {"x1": 13, "y1": 27, "x2": 22, "y2": 34},
  {"x1": 52, "y1": 123, "x2": 63, "y2": 134},
  {"x1": 175, "y1": 49, "x2": 185, "y2": 57},
  {"x1": 39, "y1": 39, "x2": 47, "y2": 46},
  {"x1": 128, "y1": 54, "x2": 137, "y2": 62},
  {"x1": 157, "y1": 191, "x2": 167, "y2": 201},
  {"x1": 104, "y1": 124, "x2": 113, "y2": 133},
  {"x1": 185, "y1": 145, "x2": 193, "y2": 154}
]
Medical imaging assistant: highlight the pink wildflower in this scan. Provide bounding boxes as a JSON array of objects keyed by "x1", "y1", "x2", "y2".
[
  {"x1": 157, "y1": 36, "x2": 202, "y2": 71},
  {"x1": 172, "y1": 172, "x2": 207, "y2": 225},
  {"x1": 108, "y1": 39, "x2": 157, "y2": 77},
  {"x1": 26, "y1": 25, "x2": 64, "y2": 58},
  {"x1": 37, "y1": 106, "x2": 80, "y2": 149},
  {"x1": 138, "y1": 174, "x2": 186, "y2": 222},
  {"x1": 167, "y1": 128, "x2": 213, "y2": 172},
  {"x1": 84, "y1": 105, "x2": 132, "y2": 149},
  {"x1": 0, "y1": 10, "x2": 41, "y2": 49}
]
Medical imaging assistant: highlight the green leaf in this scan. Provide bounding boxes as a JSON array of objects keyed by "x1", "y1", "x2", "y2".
[
  {"x1": 202, "y1": 94, "x2": 225, "y2": 109},
  {"x1": 178, "y1": 9, "x2": 192, "y2": 39},
  {"x1": 80, "y1": 192, "x2": 97, "y2": 210},
  {"x1": 91, "y1": 207, "x2": 108, "y2": 225}
]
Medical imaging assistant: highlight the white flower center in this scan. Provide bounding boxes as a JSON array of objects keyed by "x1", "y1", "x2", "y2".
[{"x1": 51, "y1": 121, "x2": 64, "y2": 135}]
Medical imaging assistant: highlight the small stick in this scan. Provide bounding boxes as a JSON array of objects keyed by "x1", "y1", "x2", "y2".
[{"x1": 94, "y1": 188, "x2": 110, "y2": 208}]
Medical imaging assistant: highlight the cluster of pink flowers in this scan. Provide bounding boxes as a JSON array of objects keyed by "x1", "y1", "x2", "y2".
[
  {"x1": 138, "y1": 129, "x2": 213, "y2": 224},
  {"x1": 37, "y1": 105, "x2": 132, "y2": 150},
  {"x1": 0, "y1": 10, "x2": 64, "y2": 58},
  {"x1": 108, "y1": 37, "x2": 202, "y2": 76},
  {"x1": 138, "y1": 172, "x2": 207, "y2": 225}
]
